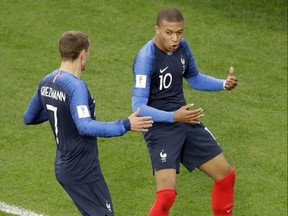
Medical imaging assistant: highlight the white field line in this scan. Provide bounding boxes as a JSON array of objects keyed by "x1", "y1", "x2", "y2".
[{"x1": 0, "y1": 201, "x2": 45, "y2": 216}]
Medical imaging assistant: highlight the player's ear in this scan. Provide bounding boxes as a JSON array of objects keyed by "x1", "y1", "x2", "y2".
[
  {"x1": 80, "y1": 50, "x2": 87, "y2": 58},
  {"x1": 79, "y1": 50, "x2": 87, "y2": 62},
  {"x1": 155, "y1": 25, "x2": 160, "y2": 34}
]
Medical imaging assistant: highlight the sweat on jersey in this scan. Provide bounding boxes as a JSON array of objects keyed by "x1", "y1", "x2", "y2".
[{"x1": 24, "y1": 70, "x2": 130, "y2": 185}]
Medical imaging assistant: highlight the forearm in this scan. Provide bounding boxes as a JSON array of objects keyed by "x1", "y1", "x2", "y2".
[
  {"x1": 24, "y1": 109, "x2": 48, "y2": 125},
  {"x1": 76, "y1": 118, "x2": 130, "y2": 138},
  {"x1": 132, "y1": 96, "x2": 174, "y2": 122},
  {"x1": 24, "y1": 92, "x2": 48, "y2": 125},
  {"x1": 186, "y1": 73, "x2": 225, "y2": 91}
]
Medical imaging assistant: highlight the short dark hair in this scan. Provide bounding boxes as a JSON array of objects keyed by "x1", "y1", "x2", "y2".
[
  {"x1": 156, "y1": 8, "x2": 184, "y2": 26},
  {"x1": 59, "y1": 31, "x2": 90, "y2": 61}
]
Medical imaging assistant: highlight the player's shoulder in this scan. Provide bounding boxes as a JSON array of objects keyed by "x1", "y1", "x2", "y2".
[
  {"x1": 179, "y1": 38, "x2": 190, "y2": 49},
  {"x1": 42, "y1": 70, "x2": 86, "y2": 92},
  {"x1": 59, "y1": 71, "x2": 86, "y2": 90},
  {"x1": 137, "y1": 39, "x2": 155, "y2": 57},
  {"x1": 39, "y1": 70, "x2": 57, "y2": 86},
  {"x1": 178, "y1": 38, "x2": 194, "y2": 57}
]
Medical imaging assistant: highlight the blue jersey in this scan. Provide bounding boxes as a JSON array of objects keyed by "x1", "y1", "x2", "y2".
[
  {"x1": 24, "y1": 69, "x2": 130, "y2": 184},
  {"x1": 132, "y1": 38, "x2": 225, "y2": 122}
]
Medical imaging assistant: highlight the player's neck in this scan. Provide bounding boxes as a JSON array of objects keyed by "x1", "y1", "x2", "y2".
[
  {"x1": 153, "y1": 36, "x2": 172, "y2": 55},
  {"x1": 60, "y1": 60, "x2": 81, "y2": 78}
]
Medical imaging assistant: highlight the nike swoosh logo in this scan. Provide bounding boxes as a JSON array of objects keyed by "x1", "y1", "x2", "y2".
[{"x1": 160, "y1": 66, "x2": 168, "y2": 73}]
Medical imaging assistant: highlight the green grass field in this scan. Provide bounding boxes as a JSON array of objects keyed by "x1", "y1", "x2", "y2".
[{"x1": 0, "y1": 0, "x2": 287, "y2": 215}]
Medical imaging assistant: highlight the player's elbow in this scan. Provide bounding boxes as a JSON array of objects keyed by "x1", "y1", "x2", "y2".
[
  {"x1": 23, "y1": 111, "x2": 33, "y2": 125},
  {"x1": 77, "y1": 126, "x2": 88, "y2": 136},
  {"x1": 76, "y1": 119, "x2": 92, "y2": 136},
  {"x1": 132, "y1": 104, "x2": 138, "y2": 113},
  {"x1": 132, "y1": 96, "x2": 148, "y2": 112},
  {"x1": 23, "y1": 116, "x2": 32, "y2": 125}
]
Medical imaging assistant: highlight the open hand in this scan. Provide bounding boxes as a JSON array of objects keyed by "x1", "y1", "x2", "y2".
[
  {"x1": 128, "y1": 108, "x2": 153, "y2": 132},
  {"x1": 174, "y1": 104, "x2": 204, "y2": 124}
]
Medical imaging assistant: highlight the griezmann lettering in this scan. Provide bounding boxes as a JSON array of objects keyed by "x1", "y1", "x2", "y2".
[{"x1": 41, "y1": 86, "x2": 66, "y2": 102}]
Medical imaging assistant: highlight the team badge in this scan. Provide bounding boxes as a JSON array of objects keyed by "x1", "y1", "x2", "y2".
[
  {"x1": 160, "y1": 150, "x2": 167, "y2": 163},
  {"x1": 106, "y1": 201, "x2": 113, "y2": 213}
]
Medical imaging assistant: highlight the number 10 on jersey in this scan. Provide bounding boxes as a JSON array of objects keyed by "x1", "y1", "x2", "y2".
[{"x1": 159, "y1": 73, "x2": 172, "y2": 90}]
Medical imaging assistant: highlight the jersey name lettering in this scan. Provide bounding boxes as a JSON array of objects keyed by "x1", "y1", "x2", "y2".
[{"x1": 40, "y1": 86, "x2": 66, "y2": 102}]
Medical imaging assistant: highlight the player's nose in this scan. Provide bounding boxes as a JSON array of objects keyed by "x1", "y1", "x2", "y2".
[{"x1": 171, "y1": 33, "x2": 178, "y2": 42}]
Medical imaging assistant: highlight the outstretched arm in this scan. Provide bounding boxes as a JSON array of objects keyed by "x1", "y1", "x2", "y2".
[
  {"x1": 186, "y1": 67, "x2": 238, "y2": 91},
  {"x1": 70, "y1": 82, "x2": 153, "y2": 138},
  {"x1": 186, "y1": 73, "x2": 225, "y2": 91},
  {"x1": 183, "y1": 39, "x2": 237, "y2": 91},
  {"x1": 132, "y1": 96, "x2": 204, "y2": 124}
]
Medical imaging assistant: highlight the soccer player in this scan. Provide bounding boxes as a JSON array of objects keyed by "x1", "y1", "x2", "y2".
[
  {"x1": 24, "y1": 31, "x2": 153, "y2": 216},
  {"x1": 132, "y1": 8, "x2": 238, "y2": 216}
]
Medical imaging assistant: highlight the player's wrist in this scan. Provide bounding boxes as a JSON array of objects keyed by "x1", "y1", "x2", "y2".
[
  {"x1": 223, "y1": 81, "x2": 227, "y2": 90},
  {"x1": 123, "y1": 118, "x2": 131, "y2": 131}
]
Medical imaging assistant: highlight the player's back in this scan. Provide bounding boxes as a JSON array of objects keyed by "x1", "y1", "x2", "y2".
[{"x1": 38, "y1": 69, "x2": 100, "y2": 184}]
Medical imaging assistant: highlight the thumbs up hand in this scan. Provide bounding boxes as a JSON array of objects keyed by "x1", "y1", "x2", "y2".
[{"x1": 224, "y1": 66, "x2": 238, "y2": 90}]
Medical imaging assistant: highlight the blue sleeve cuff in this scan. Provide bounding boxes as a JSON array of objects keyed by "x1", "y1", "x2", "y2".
[{"x1": 123, "y1": 118, "x2": 131, "y2": 131}]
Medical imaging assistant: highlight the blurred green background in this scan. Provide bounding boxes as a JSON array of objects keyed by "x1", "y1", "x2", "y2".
[{"x1": 0, "y1": 0, "x2": 287, "y2": 215}]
